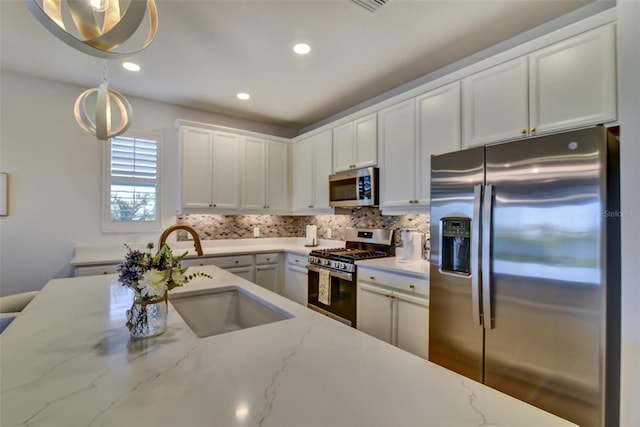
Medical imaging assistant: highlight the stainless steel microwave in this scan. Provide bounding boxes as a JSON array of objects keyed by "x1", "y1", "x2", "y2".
[{"x1": 329, "y1": 167, "x2": 379, "y2": 208}]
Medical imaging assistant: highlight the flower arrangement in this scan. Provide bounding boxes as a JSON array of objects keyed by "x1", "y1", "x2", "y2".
[
  {"x1": 117, "y1": 242, "x2": 210, "y2": 300},
  {"x1": 117, "y1": 243, "x2": 211, "y2": 337}
]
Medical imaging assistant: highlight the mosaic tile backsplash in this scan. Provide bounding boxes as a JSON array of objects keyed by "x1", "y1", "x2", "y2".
[{"x1": 177, "y1": 208, "x2": 430, "y2": 247}]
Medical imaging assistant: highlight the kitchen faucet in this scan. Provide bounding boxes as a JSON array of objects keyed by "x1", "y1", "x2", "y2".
[{"x1": 159, "y1": 224, "x2": 204, "y2": 256}]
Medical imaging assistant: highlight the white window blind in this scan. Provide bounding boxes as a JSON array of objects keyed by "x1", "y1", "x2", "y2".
[{"x1": 109, "y1": 135, "x2": 158, "y2": 222}]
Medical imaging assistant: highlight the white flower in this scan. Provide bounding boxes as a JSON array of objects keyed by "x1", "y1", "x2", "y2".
[
  {"x1": 170, "y1": 267, "x2": 188, "y2": 286},
  {"x1": 139, "y1": 268, "x2": 168, "y2": 299}
]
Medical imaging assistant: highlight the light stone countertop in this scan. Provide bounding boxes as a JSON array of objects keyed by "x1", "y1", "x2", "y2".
[
  {"x1": 357, "y1": 257, "x2": 430, "y2": 278},
  {"x1": 71, "y1": 238, "x2": 429, "y2": 278},
  {"x1": 0, "y1": 266, "x2": 575, "y2": 427},
  {"x1": 70, "y1": 237, "x2": 343, "y2": 266}
]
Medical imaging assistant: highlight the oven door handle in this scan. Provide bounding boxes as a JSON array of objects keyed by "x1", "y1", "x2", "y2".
[{"x1": 306, "y1": 264, "x2": 353, "y2": 281}]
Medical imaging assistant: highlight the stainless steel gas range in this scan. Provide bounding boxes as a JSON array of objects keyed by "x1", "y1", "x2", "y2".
[{"x1": 307, "y1": 228, "x2": 395, "y2": 327}]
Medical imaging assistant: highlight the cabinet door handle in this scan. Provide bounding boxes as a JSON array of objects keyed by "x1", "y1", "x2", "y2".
[
  {"x1": 409, "y1": 284, "x2": 415, "y2": 289},
  {"x1": 370, "y1": 276, "x2": 375, "y2": 280},
  {"x1": 520, "y1": 128, "x2": 526, "y2": 134},
  {"x1": 209, "y1": 204, "x2": 213, "y2": 207},
  {"x1": 308, "y1": 205, "x2": 313, "y2": 208},
  {"x1": 235, "y1": 260, "x2": 239, "y2": 264},
  {"x1": 295, "y1": 259, "x2": 299, "y2": 263},
  {"x1": 530, "y1": 127, "x2": 536, "y2": 132},
  {"x1": 266, "y1": 258, "x2": 271, "y2": 261},
  {"x1": 213, "y1": 204, "x2": 217, "y2": 207}
]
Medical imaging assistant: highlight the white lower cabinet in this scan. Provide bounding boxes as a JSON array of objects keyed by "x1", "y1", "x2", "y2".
[
  {"x1": 255, "y1": 253, "x2": 282, "y2": 294},
  {"x1": 357, "y1": 267, "x2": 429, "y2": 359},
  {"x1": 284, "y1": 253, "x2": 308, "y2": 305}
]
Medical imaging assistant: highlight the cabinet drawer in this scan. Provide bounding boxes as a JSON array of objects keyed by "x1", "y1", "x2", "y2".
[
  {"x1": 75, "y1": 264, "x2": 119, "y2": 277},
  {"x1": 210, "y1": 255, "x2": 253, "y2": 268},
  {"x1": 286, "y1": 253, "x2": 308, "y2": 267},
  {"x1": 358, "y1": 267, "x2": 428, "y2": 297},
  {"x1": 182, "y1": 255, "x2": 253, "y2": 268},
  {"x1": 256, "y1": 253, "x2": 281, "y2": 264}
]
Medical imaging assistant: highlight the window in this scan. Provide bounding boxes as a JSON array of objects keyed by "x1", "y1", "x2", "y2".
[{"x1": 102, "y1": 133, "x2": 161, "y2": 233}]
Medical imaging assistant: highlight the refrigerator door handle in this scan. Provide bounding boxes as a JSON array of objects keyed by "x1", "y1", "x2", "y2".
[
  {"x1": 482, "y1": 184, "x2": 494, "y2": 330},
  {"x1": 471, "y1": 185, "x2": 482, "y2": 325}
]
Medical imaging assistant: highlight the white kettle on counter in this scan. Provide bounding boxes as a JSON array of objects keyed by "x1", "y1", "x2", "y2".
[{"x1": 396, "y1": 228, "x2": 423, "y2": 263}]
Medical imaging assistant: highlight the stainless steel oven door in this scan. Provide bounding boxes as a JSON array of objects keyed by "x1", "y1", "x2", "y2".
[{"x1": 307, "y1": 264, "x2": 356, "y2": 327}]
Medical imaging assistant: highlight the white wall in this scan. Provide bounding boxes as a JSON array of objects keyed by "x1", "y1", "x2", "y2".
[
  {"x1": 0, "y1": 70, "x2": 295, "y2": 297},
  {"x1": 617, "y1": 2, "x2": 640, "y2": 426}
]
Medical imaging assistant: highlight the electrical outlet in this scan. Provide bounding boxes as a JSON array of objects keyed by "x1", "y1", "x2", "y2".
[
  {"x1": 327, "y1": 228, "x2": 332, "y2": 239},
  {"x1": 253, "y1": 227, "x2": 260, "y2": 238}
]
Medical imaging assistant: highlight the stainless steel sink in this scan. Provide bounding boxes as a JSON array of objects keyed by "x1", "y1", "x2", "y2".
[{"x1": 169, "y1": 286, "x2": 294, "y2": 338}]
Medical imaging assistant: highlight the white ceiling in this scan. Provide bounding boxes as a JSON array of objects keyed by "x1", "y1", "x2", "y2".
[{"x1": 1, "y1": 0, "x2": 605, "y2": 133}]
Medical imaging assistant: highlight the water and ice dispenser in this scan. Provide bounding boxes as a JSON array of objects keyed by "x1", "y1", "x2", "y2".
[{"x1": 440, "y1": 217, "x2": 471, "y2": 275}]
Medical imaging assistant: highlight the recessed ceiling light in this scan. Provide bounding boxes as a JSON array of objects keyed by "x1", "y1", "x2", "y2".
[
  {"x1": 237, "y1": 92, "x2": 251, "y2": 100},
  {"x1": 293, "y1": 43, "x2": 311, "y2": 55},
  {"x1": 122, "y1": 62, "x2": 141, "y2": 72}
]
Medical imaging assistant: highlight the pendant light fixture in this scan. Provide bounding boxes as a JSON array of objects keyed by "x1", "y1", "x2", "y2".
[
  {"x1": 24, "y1": 0, "x2": 158, "y2": 59},
  {"x1": 74, "y1": 63, "x2": 132, "y2": 141}
]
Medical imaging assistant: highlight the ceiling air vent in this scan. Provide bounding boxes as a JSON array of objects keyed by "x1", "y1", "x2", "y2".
[{"x1": 350, "y1": 0, "x2": 390, "y2": 13}]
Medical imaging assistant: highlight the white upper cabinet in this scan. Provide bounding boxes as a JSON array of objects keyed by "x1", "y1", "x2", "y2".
[
  {"x1": 180, "y1": 126, "x2": 214, "y2": 209},
  {"x1": 266, "y1": 139, "x2": 289, "y2": 212},
  {"x1": 180, "y1": 127, "x2": 242, "y2": 210},
  {"x1": 177, "y1": 122, "x2": 287, "y2": 213},
  {"x1": 378, "y1": 99, "x2": 417, "y2": 211},
  {"x1": 462, "y1": 56, "x2": 529, "y2": 148},
  {"x1": 242, "y1": 136, "x2": 267, "y2": 211},
  {"x1": 242, "y1": 137, "x2": 289, "y2": 212},
  {"x1": 291, "y1": 129, "x2": 333, "y2": 213},
  {"x1": 333, "y1": 113, "x2": 377, "y2": 172},
  {"x1": 416, "y1": 81, "x2": 462, "y2": 204},
  {"x1": 462, "y1": 23, "x2": 616, "y2": 148},
  {"x1": 528, "y1": 24, "x2": 616, "y2": 135},
  {"x1": 211, "y1": 131, "x2": 242, "y2": 210},
  {"x1": 379, "y1": 83, "x2": 460, "y2": 213}
]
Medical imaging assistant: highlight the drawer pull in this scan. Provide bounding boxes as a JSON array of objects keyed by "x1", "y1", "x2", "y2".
[
  {"x1": 370, "y1": 276, "x2": 375, "y2": 280},
  {"x1": 266, "y1": 258, "x2": 270, "y2": 261},
  {"x1": 103, "y1": 271, "x2": 108, "y2": 275},
  {"x1": 409, "y1": 284, "x2": 415, "y2": 289}
]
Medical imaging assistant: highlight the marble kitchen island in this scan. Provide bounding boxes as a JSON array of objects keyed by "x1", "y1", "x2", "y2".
[{"x1": 0, "y1": 265, "x2": 575, "y2": 426}]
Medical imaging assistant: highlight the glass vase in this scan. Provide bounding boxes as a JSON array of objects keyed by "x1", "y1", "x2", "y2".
[{"x1": 127, "y1": 292, "x2": 168, "y2": 338}]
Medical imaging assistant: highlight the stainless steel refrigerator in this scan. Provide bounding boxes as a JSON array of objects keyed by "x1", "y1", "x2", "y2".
[{"x1": 428, "y1": 126, "x2": 620, "y2": 427}]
